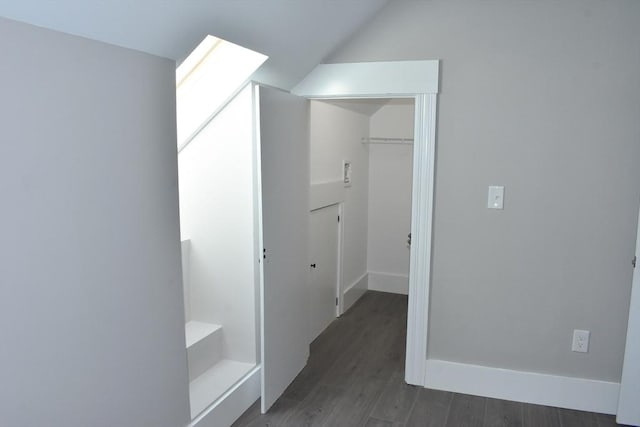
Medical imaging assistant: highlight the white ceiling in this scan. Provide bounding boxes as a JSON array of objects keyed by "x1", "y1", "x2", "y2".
[
  {"x1": 322, "y1": 99, "x2": 390, "y2": 117},
  {"x1": 322, "y1": 98, "x2": 414, "y2": 117},
  {"x1": 0, "y1": 0, "x2": 388, "y2": 90}
]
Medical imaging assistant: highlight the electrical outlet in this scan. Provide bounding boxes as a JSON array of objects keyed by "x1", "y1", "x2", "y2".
[{"x1": 572, "y1": 329, "x2": 590, "y2": 353}]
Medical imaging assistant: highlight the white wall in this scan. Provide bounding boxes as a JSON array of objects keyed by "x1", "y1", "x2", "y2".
[
  {"x1": 310, "y1": 101, "x2": 370, "y2": 294},
  {"x1": 310, "y1": 100, "x2": 415, "y2": 297},
  {"x1": 178, "y1": 85, "x2": 257, "y2": 364},
  {"x1": 367, "y1": 101, "x2": 414, "y2": 294},
  {"x1": 330, "y1": 0, "x2": 640, "y2": 383},
  {"x1": 0, "y1": 17, "x2": 189, "y2": 427},
  {"x1": 182, "y1": 240, "x2": 192, "y2": 322}
]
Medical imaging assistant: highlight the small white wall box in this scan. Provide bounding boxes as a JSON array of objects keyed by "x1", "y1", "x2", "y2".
[
  {"x1": 487, "y1": 186, "x2": 504, "y2": 209},
  {"x1": 343, "y1": 160, "x2": 352, "y2": 187}
]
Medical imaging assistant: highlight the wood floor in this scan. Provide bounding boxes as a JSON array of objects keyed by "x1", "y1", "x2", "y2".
[{"x1": 232, "y1": 291, "x2": 625, "y2": 427}]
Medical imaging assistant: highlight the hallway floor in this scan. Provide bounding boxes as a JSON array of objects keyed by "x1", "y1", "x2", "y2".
[{"x1": 232, "y1": 291, "x2": 624, "y2": 427}]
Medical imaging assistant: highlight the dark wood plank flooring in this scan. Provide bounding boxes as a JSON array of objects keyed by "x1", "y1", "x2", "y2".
[{"x1": 232, "y1": 291, "x2": 625, "y2": 427}]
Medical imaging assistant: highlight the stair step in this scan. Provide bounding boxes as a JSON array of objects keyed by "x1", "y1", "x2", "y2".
[
  {"x1": 189, "y1": 359, "x2": 256, "y2": 419},
  {"x1": 185, "y1": 321, "x2": 222, "y2": 348},
  {"x1": 185, "y1": 321, "x2": 223, "y2": 382}
]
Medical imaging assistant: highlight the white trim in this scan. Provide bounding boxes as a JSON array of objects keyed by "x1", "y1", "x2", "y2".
[
  {"x1": 250, "y1": 84, "x2": 263, "y2": 377},
  {"x1": 405, "y1": 94, "x2": 437, "y2": 386},
  {"x1": 367, "y1": 271, "x2": 409, "y2": 295},
  {"x1": 252, "y1": 84, "x2": 269, "y2": 415},
  {"x1": 178, "y1": 79, "x2": 254, "y2": 153},
  {"x1": 362, "y1": 136, "x2": 414, "y2": 145},
  {"x1": 336, "y1": 203, "x2": 345, "y2": 316},
  {"x1": 309, "y1": 181, "x2": 345, "y2": 211},
  {"x1": 617, "y1": 201, "x2": 640, "y2": 425},
  {"x1": 344, "y1": 272, "x2": 368, "y2": 294},
  {"x1": 293, "y1": 60, "x2": 439, "y2": 97},
  {"x1": 342, "y1": 272, "x2": 368, "y2": 314},
  {"x1": 296, "y1": 60, "x2": 439, "y2": 389},
  {"x1": 190, "y1": 366, "x2": 261, "y2": 427},
  {"x1": 424, "y1": 360, "x2": 620, "y2": 415}
]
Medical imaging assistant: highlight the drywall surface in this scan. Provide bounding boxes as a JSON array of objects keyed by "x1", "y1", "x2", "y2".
[
  {"x1": 330, "y1": 0, "x2": 640, "y2": 382},
  {"x1": 367, "y1": 102, "x2": 414, "y2": 288},
  {"x1": 178, "y1": 85, "x2": 257, "y2": 364},
  {"x1": 182, "y1": 240, "x2": 192, "y2": 322},
  {"x1": 310, "y1": 101, "x2": 370, "y2": 292},
  {"x1": 0, "y1": 17, "x2": 189, "y2": 427},
  {"x1": 0, "y1": 1, "x2": 388, "y2": 91}
]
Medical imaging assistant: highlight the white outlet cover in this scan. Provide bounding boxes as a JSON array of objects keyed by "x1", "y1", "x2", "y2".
[{"x1": 572, "y1": 329, "x2": 590, "y2": 353}]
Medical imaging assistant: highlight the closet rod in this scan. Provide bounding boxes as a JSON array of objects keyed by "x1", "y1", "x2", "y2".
[{"x1": 361, "y1": 136, "x2": 414, "y2": 145}]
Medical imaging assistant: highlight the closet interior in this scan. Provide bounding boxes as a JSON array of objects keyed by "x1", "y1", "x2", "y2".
[{"x1": 308, "y1": 98, "x2": 416, "y2": 341}]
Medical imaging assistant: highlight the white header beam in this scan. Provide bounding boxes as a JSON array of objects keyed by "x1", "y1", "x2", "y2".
[{"x1": 293, "y1": 60, "x2": 439, "y2": 98}]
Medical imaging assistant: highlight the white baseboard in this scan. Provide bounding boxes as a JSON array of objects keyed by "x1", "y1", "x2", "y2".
[
  {"x1": 342, "y1": 273, "x2": 367, "y2": 314},
  {"x1": 368, "y1": 271, "x2": 408, "y2": 295},
  {"x1": 424, "y1": 359, "x2": 620, "y2": 415},
  {"x1": 190, "y1": 366, "x2": 260, "y2": 427}
]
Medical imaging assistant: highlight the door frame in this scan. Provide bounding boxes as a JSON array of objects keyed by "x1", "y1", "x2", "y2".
[
  {"x1": 336, "y1": 202, "x2": 345, "y2": 316},
  {"x1": 293, "y1": 60, "x2": 439, "y2": 386}
]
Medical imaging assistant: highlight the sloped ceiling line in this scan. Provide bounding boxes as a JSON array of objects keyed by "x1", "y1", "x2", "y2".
[{"x1": 0, "y1": 0, "x2": 390, "y2": 90}]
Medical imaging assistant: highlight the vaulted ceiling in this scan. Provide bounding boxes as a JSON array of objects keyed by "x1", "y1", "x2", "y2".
[{"x1": 0, "y1": 0, "x2": 389, "y2": 89}]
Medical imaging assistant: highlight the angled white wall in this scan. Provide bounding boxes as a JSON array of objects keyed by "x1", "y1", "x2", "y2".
[
  {"x1": 309, "y1": 100, "x2": 370, "y2": 300},
  {"x1": 0, "y1": 17, "x2": 189, "y2": 427}
]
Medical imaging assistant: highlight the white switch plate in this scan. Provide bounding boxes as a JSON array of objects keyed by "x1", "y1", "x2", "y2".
[
  {"x1": 343, "y1": 160, "x2": 352, "y2": 187},
  {"x1": 572, "y1": 329, "x2": 590, "y2": 353},
  {"x1": 487, "y1": 186, "x2": 504, "y2": 209}
]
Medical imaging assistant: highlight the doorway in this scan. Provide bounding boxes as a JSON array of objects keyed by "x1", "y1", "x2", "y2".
[
  {"x1": 308, "y1": 98, "x2": 415, "y2": 341},
  {"x1": 293, "y1": 59, "x2": 440, "y2": 386},
  {"x1": 176, "y1": 59, "x2": 439, "y2": 423}
]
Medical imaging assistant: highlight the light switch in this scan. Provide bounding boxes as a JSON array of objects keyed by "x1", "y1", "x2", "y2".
[
  {"x1": 488, "y1": 186, "x2": 504, "y2": 209},
  {"x1": 343, "y1": 160, "x2": 352, "y2": 187}
]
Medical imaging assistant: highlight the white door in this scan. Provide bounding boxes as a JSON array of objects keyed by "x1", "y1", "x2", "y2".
[
  {"x1": 256, "y1": 85, "x2": 310, "y2": 413},
  {"x1": 309, "y1": 204, "x2": 340, "y2": 342},
  {"x1": 617, "y1": 203, "x2": 640, "y2": 425}
]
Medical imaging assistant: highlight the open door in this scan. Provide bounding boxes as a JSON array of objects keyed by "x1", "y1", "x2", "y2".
[
  {"x1": 256, "y1": 85, "x2": 310, "y2": 412},
  {"x1": 617, "y1": 202, "x2": 640, "y2": 425}
]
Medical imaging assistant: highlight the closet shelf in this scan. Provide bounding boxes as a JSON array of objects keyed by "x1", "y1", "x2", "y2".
[{"x1": 361, "y1": 136, "x2": 414, "y2": 145}]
